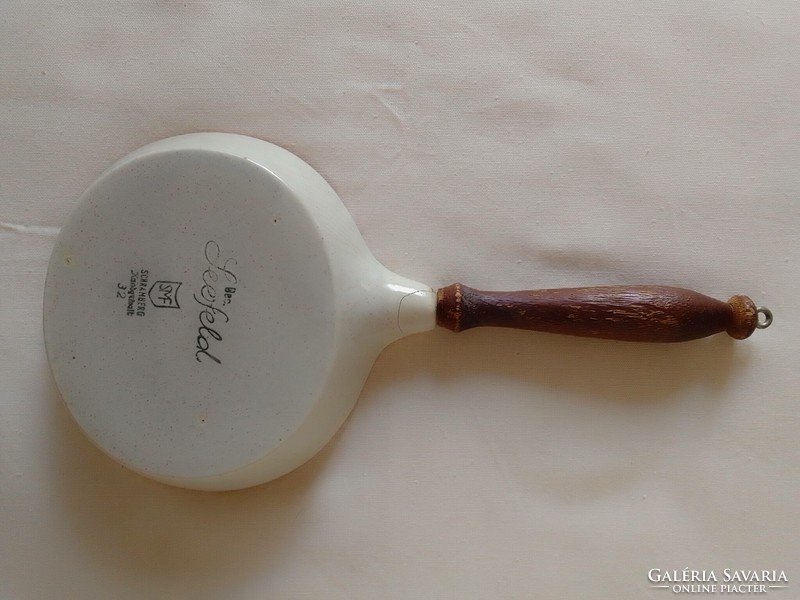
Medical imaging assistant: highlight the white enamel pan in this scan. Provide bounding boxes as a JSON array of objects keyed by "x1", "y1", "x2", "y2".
[{"x1": 43, "y1": 133, "x2": 772, "y2": 490}]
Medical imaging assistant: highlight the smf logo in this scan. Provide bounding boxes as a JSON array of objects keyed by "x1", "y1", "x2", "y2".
[{"x1": 148, "y1": 281, "x2": 182, "y2": 309}]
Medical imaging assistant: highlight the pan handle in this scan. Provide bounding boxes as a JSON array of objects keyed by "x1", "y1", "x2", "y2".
[{"x1": 436, "y1": 284, "x2": 772, "y2": 342}]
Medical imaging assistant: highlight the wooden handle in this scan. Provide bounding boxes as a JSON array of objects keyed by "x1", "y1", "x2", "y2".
[{"x1": 436, "y1": 284, "x2": 763, "y2": 342}]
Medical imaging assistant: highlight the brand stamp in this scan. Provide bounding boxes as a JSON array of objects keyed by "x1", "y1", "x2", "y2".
[
  {"x1": 149, "y1": 281, "x2": 182, "y2": 308},
  {"x1": 193, "y1": 240, "x2": 238, "y2": 365}
]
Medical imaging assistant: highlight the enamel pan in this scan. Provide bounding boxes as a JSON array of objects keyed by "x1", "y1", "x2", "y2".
[{"x1": 43, "y1": 133, "x2": 771, "y2": 490}]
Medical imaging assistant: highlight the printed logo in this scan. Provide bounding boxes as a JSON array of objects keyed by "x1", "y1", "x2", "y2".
[{"x1": 149, "y1": 281, "x2": 182, "y2": 309}]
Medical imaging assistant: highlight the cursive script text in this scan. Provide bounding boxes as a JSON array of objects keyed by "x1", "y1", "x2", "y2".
[{"x1": 194, "y1": 241, "x2": 238, "y2": 364}]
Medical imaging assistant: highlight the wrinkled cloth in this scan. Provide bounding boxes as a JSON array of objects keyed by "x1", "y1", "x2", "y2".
[{"x1": 1, "y1": 2, "x2": 798, "y2": 598}]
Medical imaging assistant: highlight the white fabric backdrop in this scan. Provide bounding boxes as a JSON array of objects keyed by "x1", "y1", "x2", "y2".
[{"x1": 1, "y1": 2, "x2": 798, "y2": 598}]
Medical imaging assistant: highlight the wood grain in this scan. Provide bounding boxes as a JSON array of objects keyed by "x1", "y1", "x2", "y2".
[{"x1": 436, "y1": 284, "x2": 758, "y2": 342}]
